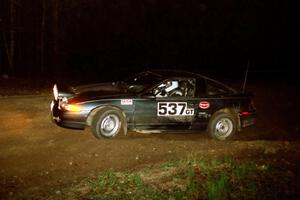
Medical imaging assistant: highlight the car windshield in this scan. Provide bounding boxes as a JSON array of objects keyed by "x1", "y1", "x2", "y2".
[
  {"x1": 124, "y1": 71, "x2": 163, "y2": 93},
  {"x1": 125, "y1": 71, "x2": 162, "y2": 85}
]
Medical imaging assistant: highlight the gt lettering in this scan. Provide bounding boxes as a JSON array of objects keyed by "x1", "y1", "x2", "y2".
[{"x1": 157, "y1": 102, "x2": 194, "y2": 116}]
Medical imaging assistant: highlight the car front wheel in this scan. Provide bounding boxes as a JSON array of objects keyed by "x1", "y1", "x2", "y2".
[
  {"x1": 91, "y1": 107, "x2": 127, "y2": 139},
  {"x1": 208, "y1": 112, "x2": 236, "y2": 140}
]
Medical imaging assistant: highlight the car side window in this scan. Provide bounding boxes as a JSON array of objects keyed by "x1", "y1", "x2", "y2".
[
  {"x1": 154, "y1": 80, "x2": 179, "y2": 97},
  {"x1": 154, "y1": 79, "x2": 195, "y2": 98},
  {"x1": 178, "y1": 79, "x2": 195, "y2": 98},
  {"x1": 206, "y1": 80, "x2": 229, "y2": 96}
]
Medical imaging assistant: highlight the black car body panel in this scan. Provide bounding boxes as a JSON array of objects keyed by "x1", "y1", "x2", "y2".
[{"x1": 51, "y1": 70, "x2": 256, "y2": 138}]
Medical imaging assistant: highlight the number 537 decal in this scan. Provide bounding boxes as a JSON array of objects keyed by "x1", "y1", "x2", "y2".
[{"x1": 157, "y1": 102, "x2": 195, "y2": 116}]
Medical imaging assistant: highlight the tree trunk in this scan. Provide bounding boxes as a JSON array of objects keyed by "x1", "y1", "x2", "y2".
[
  {"x1": 52, "y1": 0, "x2": 59, "y2": 71},
  {"x1": 9, "y1": 0, "x2": 15, "y2": 74},
  {"x1": 40, "y1": 0, "x2": 46, "y2": 73}
]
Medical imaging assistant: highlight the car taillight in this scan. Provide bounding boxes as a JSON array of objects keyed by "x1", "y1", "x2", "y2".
[{"x1": 241, "y1": 111, "x2": 249, "y2": 116}]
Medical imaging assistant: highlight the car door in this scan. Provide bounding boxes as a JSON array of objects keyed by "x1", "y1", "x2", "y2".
[{"x1": 134, "y1": 78, "x2": 197, "y2": 130}]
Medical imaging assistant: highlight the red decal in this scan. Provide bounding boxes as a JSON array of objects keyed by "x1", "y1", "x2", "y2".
[{"x1": 199, "y1": 101, "x2": 210, "y2": 109}]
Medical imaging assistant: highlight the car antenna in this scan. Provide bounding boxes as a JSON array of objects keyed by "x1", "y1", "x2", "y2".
[{"x1": 242, "y1": 60, "x2": 250, "y2": 93}]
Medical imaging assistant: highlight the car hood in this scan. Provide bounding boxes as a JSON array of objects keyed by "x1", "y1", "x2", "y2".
[
  {"x1": 66, "y1": 82, "x2": 136, "y2": 103},
  {"x1": 72, "y1": 82, "x2": 123, "y2": 94},
  {"x1": 57, "y1": 82, "x2": 124, "y2": 98}
]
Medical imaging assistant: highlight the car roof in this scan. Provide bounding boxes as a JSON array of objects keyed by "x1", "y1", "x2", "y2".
[{"x1": 148, "y1": 69, "x2": 204, "y2": 79}]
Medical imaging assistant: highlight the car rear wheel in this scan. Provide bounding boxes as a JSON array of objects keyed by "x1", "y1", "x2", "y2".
[
  {"x1": 91, "y1": 107, "x2": 127, "y2": 139},
  {"x1": 208, "y1": 112, "x2": 236, "y2": 140}
]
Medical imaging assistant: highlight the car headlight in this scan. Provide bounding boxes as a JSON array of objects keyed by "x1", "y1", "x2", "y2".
[
  {"x1": 53, "y1": 84, "x2": 58, "y2": 101},
  {"x1": 63, "y1": 104, "x2": 81, "y2": 112},
  {"x1": 61, "y1": 103, "x2": 81, "y2": 112},
  {"x1": 59, "y1": 98, "x2": 81, "y2": 112}
]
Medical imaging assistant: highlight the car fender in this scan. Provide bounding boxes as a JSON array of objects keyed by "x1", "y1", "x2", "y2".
[
  {"x1": 208, "y1": 107, "x2": 241, "y2": 132},
  {"x1": 86, "y1": 105, "x2": 126, "y2": 127}
]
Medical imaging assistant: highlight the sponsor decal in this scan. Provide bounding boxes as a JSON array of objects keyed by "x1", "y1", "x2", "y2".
[
  {"x1": 121, "y1": 99, "x2": 133, "y2": 105},
  {"x1": 157, "y1": 102, "x2": 194, "y2": 116},
  {"x1": 199, "y1": 101, "x2": 210, "y2": 109}
]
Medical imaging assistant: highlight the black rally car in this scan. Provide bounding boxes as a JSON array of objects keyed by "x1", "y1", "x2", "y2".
[{"x1": 51, "y1": 70, "x2": 256, "y2": 140}]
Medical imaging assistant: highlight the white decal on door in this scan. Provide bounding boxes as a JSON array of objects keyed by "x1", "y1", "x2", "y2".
[{"x1": 157, "y1": 102, "x2": 194, "y2": 116}]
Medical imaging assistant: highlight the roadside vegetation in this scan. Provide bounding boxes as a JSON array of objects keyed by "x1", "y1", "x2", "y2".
[{"x1": 50, "y1": 155, "x2": 299, "y2": 200}]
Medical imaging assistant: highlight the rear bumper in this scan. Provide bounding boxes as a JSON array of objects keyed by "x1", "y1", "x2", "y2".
[{"x1": 240, "y1": 112, "x2": 256, "y2": 128}]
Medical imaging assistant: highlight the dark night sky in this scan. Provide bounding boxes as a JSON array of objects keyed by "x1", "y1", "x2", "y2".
[{"x1": 0, "y1": 0, "x2": 296, "y2": 82}]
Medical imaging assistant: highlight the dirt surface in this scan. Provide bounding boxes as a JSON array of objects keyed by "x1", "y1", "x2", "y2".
[{"x1": 0, "y1": 81, "x2": 300, "y2": 199}]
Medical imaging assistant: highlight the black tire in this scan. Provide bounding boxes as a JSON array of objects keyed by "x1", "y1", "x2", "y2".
[
  {"x1": 91, "y1": 107, "x2": 127, "y2": 139},
  {"x1": 208, "y1": 112, "x2": 236, "y2": 140}
]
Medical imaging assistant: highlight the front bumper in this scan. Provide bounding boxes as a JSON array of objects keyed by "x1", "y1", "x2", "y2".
[{"x1": 50, "y1": 100, "x2": 86, "y2": 129}]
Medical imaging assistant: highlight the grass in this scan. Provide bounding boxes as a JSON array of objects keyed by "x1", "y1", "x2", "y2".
[{"x1": 53, "y1": 156, "x2": 298, "y2": 200}]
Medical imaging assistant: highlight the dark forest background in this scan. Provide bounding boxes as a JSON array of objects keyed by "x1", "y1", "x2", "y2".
[{"x1": 0, "y1": 0, "x2": 296, "y2": 83}]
